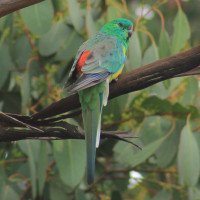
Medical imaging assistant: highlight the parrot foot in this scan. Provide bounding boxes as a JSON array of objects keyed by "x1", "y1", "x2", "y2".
[{"x1": 113, "y1": 77, "x2": 118, "y2": 82}]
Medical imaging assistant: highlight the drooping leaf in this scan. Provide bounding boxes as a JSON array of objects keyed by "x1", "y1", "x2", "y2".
[
  {"x1": 53, "y1": 140, "x2": 86, "y2": 187},
  {"x1": 152, "y1": 189, "x2": 172, "y2": 200},
  {"x1": 37, "y1": 141, "x2": 47, "y2": 195},
  {"x1": 13, "y1": 35, "x2": 32, "y2": 68},
  {"x1": 21, "y1": 69, "x2": 31, "y2": 112},
  {"x1": 49, "y1": 177, "x2": 72, "y2": 200},
  {"x1": 21, "y1": 0, "x2": 53, "y2": 35},
  {"x1": 142, "y1": 96, "x2": 172, "y2": 115},
  {"x1": 107, "y1": 6, "x2": 118, "y2": 21},
  {"x1": 39, "y1": 22, "x2": 70, "y2": 56},
  {"x1": 156, "y1": 121, "x2": 184, "y2": 168},
  {"x1": 0, "y1": 42, "x2": 14, "y2": 88},
  {"x1": 178, "y1": 124, "x2": 200, "y2": 186},
  {"x1": 114, "y1": 136, "x2": 165, "y2": 167},
  {"x1": 54, "y1": 29, "x2": 83, "y2": 61},
  {"x1": 1, "y1": 185, "x2": 19, "y2": 200},
  {"x1": 171, "y1": 8, "x2": 190, "y2": 54},
  {"x1": 76, "y1": 189, "x2": 87, "y2": 200},
  {"x1": 128, "y1": 31, "x2": 142, "y2": 70},
  {"x1": 142, "y1": 44, "x2": 159, "y2": 66},
  {"x1": 18, "y1": 140, "x2": 37, "y2": 198},
  {"x1": 182, "y1": 76, "x2": 198, "y2": 105},
  {"x1": 159, "y1": 29, "x2": 170, "y2": 59},
  {"x1": 86, "y1": 10, "x2": 98, "y2": 37},
  {"x1": 68, "y1": 0, "x2": 84, "y2": 32}
]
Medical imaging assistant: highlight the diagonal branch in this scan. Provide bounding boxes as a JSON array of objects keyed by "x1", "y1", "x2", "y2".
[
  {"x1": 0, "y1": 0, "x2": 44, "y2": 18},
  {"x1": 1, "y1": 45, "x2": 200, "y2": 143},
  {"x1": 31, "y1": 45, "x2": 200, "y2": 120}
]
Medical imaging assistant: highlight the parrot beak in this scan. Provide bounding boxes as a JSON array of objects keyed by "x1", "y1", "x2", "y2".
[{"x1": 128, "y1": 28, "x2": 133, "y2": 39}]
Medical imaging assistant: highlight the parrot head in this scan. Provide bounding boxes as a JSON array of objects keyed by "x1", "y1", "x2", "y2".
[{"x1": 100, "y1": 18, "x2": 133, "y2": 46}]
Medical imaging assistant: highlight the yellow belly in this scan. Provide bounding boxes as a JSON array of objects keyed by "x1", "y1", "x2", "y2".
[{"x1": 109, "y1": 64, "x2": 125, "y2": 82}]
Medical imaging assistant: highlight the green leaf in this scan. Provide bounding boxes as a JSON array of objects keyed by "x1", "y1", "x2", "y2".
[
  {"x1": 152, "y1": 189, "x2": 172, "y2": 200},
  {"x1": 156, "y1": 121, "x2": 183, "y2": 168},
  {"x1": 103, "y1": 95, "x2": 128, "y2": 130},
  {"x1": 128, "y1": 32, "x2": 142, "y2": 70},
  {"x1": 159, "y1": 29, "x2": 170, "y2": 59},
  {"x1": 13, "y1": 35, "x2": 32, "y2": 67},
  {"x1": 53, "y1": 140, "x2": 86, "y2": 187},
  {"x1": 107, "y1": 6, "x2": 118, "y2": 21},
  {"x1": 37, "y1": 141, "x2": 47, "y2": 195},
  {"x1": 39, "y1": 22, "x2": 70, "y2": 56},
  {"x1": 1, "y1": 185, "x2": 19, "y2": 200},
  {"x1": 114, "y1": 136, "x2": 165, "y2": 167},
  {"x1": 21, "y1": 0, "x2": 53, "y2": 35},
  {"x1": 76, "y1": 189, "x2": 87, "y2": 200},
  {"x1": 0, "y1": 42, "x2": 14, "y2": 88},
  {"x1": 86, "y1": 10, "x2": 98, "y2": 38},
  {"x1": 142, "y1": 44, "x2": 159, "y2": 66},
  {"x1": 54, "y1": 28, "x2": 83, "y2": 61},
  {"x1": 182, "y1": 76, "x2": 198, "y2": 105},
  {"x1": 142, "y1": 96, "x2": 172, "y2": 115},
  {"x1": 171, "y1": 8, "x2": 190, "y2": 54},
  {"x1": 49, "y1": 178, "x2": 72, "y2": 200},
  {"x1": 21, "y1": 69, "x2": 31, "y2": 112},
  {"x1": 139, "y1": 117, "x2": 171, "y2": 145},
  {"x1": 68, "y1": 0, "x2": 84, "y2": 32},
  {"x1": 18, "y1": 140, "x2": 37, "y2": 198},
  {"x1": 178, "y1": 124, "x2": 200, "y2": 186}
]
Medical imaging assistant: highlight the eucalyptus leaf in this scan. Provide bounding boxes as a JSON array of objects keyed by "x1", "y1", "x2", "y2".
[
  {"x1": 86, "y1": 10, "x2": 98, "y2": 38},
  {"x1": 114, "y1": 136, "x2": 165, "y2": 167},
  {"x1": 13, "y1": 35, "x2": 32, "y2": 68},
  {"x1": 178, "y1": 124, "x2": 200, "y2": 186},
  {"x1": 68, "y1": 0, "x2": 84, "y2": 32},
  {"x1": 129, "y1": 32, "x2": 142, "y2": 70},
  {"x1": 21, "y1": 69, "x2": 31, "y2": 112},
  {"x1": 37, "y1": 141, "x2": 47, "y2": 195},
  {"x1": 54, "y1": 28, "x2": 83, "y2": 61},
  {"x1": 171, "y1": 8, "x2": 190, "y2": 54},
  {"x1": 159, "y1": 29, "x2": 170, "y2": 59},
  {"x1": 142, "y1": 44, "x2": 159, "y2": 66},
  {"x1": 53, "y1": 140, "x2": 86, "y2": 187},
  {"x1": 152, "y1": 190, "x2": 172, "y2": 200},
  {"x1": 182, "y1": 76, "x2": 198, "y2": 105},
  {"x1": 18, "y1": 140, "x2": 37, "y2": 198},
  {"x1": 39, "y1": 22, "x2": 70, "y2": 56},
  {"x1": 0, "y1": 42, "x2": 14, "y2": 88},
  {"x1": 21, "y1": 0, "x2": 53, "y2": 35}
]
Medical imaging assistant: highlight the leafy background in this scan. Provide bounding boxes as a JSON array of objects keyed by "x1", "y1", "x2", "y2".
[{"x1": 0, "y1": 0, "x2": 200, "y2": 199}]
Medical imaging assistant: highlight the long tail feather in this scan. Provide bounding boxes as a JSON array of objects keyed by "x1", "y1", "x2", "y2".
[
  {"x1": 79, "y1": 82, "x2": 106, "y2": 184},
  {"x1": 82, "y1": 103, "x2": 102, "y2": 184}
]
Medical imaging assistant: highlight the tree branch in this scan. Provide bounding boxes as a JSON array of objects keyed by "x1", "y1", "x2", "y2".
[
  {"x1": 0, "y1": 0, "x2": 44, "y2": 18},
  {"x1": 31, "y1": 45, "x2": 200, "y2": 120},
  {"x1": 1, "y1": 45, "x2": 200, "y2": 142}
]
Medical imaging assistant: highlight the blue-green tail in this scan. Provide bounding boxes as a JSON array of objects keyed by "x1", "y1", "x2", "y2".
[{"x1": 79, "y1": 84, "x2": 105, "y2": 184}]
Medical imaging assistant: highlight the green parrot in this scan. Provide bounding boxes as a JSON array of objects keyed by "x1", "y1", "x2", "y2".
[{"x1": 65, "y1": 18, "x2": 133, "y2": 184}]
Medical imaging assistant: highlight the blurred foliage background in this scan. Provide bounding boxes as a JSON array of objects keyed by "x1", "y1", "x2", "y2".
[{"x1": 0, "y1": 0, "x2": 200, "y2": 199}]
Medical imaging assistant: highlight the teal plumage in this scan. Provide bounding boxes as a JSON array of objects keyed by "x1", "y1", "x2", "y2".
[{"x1": 65, "y1": 18, "x2": 133, "y2": 184}]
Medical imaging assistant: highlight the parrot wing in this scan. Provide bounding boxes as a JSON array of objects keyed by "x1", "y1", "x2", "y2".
[{"x1": 65, "y1": 33, "x2": 126, "y2": 92}]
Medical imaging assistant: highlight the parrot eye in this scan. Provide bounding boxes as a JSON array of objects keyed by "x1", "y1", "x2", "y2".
[{"x1": 118, "y1": 23, "x2": 124, "y2": 27}]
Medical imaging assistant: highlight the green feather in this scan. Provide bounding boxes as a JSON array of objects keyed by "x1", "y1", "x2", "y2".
[{"x1": 79, "y1": 82, "x2": 105, "y2": 184}]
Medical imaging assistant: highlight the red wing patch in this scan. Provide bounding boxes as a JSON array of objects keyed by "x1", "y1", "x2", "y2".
[{"x1": 77, "y1": 50, "x2": 91, "y2": 73}]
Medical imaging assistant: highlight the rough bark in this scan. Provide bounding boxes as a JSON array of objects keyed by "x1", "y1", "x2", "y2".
[{"x1": 0, "y1": 0, "x2": 44, "y2": 17}]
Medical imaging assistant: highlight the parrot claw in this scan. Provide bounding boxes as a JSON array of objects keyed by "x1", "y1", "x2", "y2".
[{"x1": 113, "y1": 77, "x2": 118, "y2": 82}]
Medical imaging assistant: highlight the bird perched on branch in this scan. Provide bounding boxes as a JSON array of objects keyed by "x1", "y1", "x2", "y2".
[{"x1": 65, "y1": 18, "x2": 133, "y2": 184}]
